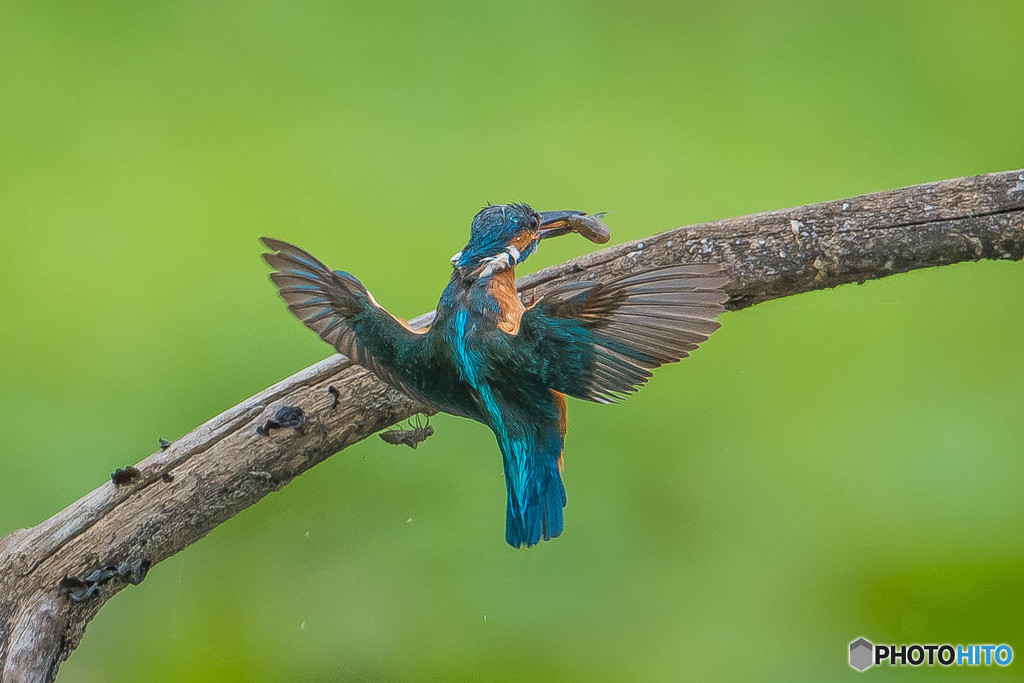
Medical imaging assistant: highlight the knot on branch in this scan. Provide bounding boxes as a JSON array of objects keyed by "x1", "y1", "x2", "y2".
[
  {"x1": 256, "y1": 405, "x2": 306, "y2": 436},
  {"x1": 58, "y1": 559, "x2": 152, "y2": 603}
]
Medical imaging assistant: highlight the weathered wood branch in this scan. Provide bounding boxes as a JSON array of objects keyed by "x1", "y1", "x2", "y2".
[{"x1": 2, "y1": 169, "x2": 1023, "y2": 681}]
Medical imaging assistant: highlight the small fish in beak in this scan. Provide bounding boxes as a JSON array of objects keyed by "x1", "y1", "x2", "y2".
[{"x1": 538, "y1": 211, "x2": 611, "y2": 244}]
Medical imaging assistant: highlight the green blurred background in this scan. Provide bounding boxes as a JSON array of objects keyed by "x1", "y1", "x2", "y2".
[{"x1": 2, "y1": 1, "x2": 1023, "y2": 680}]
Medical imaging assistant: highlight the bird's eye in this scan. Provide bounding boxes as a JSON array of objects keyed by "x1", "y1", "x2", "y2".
[{"x1": 528, "y1": 214, "x2": 539, "y2": 230}]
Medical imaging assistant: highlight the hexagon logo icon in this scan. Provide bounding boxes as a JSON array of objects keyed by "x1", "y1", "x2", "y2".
[{"x1": 849, "y1": 637, "x2": 874, "y2": 671}]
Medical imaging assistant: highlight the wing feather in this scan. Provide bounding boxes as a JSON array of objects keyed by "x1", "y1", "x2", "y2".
[
  {"x1": 261, "y1": 238, "x2": 428, "y2": 398},
  {"x1": 521, "y1": 263, "x2": 728, "y2": 402}
]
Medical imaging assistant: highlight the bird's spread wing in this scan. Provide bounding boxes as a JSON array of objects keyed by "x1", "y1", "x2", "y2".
[
  {"x1": 261, "y1": 238, "x2": 427, "y2": 395},
  {"x1": 518, "y1": 263, "x2": 729, "y2": 403}
]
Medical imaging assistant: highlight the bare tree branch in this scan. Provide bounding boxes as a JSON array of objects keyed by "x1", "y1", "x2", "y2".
[{"x1": 2, "y1": 169, "x2": 1022, "y2": 682}]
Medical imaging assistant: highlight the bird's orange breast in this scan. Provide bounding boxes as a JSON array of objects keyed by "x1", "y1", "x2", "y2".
[{"x1": 487, "y1": 268, "x2": 526, "y2": 335}]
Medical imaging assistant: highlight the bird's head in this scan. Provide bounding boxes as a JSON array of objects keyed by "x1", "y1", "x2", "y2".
[{"x1": 452, "y1": 203, "x2": 610, "y2": 274}]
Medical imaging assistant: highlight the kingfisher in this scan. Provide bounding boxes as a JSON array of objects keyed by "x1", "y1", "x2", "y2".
[{"x1": 262, "y1": 204, "x2": 727, "y2": 548}]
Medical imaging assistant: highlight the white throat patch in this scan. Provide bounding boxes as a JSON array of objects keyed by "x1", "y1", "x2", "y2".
[{"x1": 478, "y1": 251, "x2": 513, "y2": 279}]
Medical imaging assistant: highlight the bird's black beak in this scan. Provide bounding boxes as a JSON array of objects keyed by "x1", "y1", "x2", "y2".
[{"x1": 537, "y1": 210, "x2": 611, "y2": 244}]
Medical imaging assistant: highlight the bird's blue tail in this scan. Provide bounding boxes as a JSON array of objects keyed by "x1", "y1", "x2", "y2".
[{"x1": 499, "y1": 429, "x2": 567, "y2": 548}]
